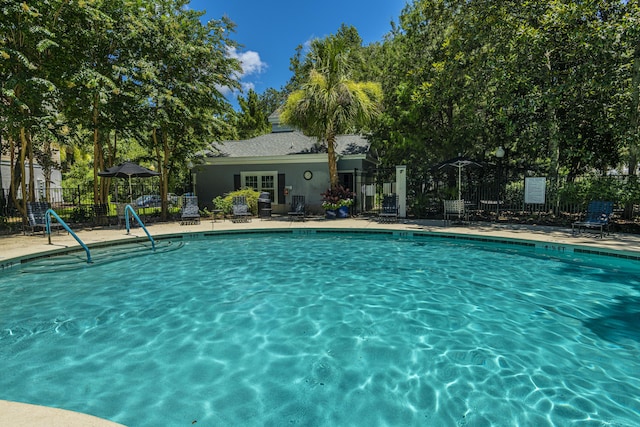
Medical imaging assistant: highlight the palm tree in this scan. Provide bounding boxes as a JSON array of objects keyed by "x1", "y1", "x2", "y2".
[{"x1": 280, "y1": 35, "x2": 383, "y2": 188}]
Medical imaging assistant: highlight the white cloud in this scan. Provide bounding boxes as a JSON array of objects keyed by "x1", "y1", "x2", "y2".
[
  {"x1": 241, "y1": 82, "x2": 256, "y2": 92},
  {"x1": 217, "y1": 46, "x2": 266, "y2": 106},
  {"x1": 226, "y1": 46, "x2": 267, "y2": 77}
]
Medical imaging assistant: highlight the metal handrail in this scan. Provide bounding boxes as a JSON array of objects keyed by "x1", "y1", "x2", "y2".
[
  {"x1": 45, "y1": 208, "x2": 92, "y2": 263},
  {"x1": 124, "y1": 204, "x2": 156, "y2": 251}
]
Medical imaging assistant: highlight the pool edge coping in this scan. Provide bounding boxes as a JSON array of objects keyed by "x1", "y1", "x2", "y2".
[{"x1": 4, "y1": 226, "x2": 640, "y2": 272}]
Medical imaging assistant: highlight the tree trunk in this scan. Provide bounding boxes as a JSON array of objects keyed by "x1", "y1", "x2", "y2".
[
  {"x1": 92, "y1": 93, "x2": 101, "y2": 205},
  {"x1": 545, "y1": 50, "x2": 561, "y2": 214},
  {"x1": 161, "y1": 133, "x2": 171, "y2": 221},
  {"x1": 326, "y1": 130, "x2": 339, "y2": 188},
  {"x1": 629, "y1": 39, "x2": 640, "y2": 176},
  {"x1": 624, "y1": 39, "x2": 640, "y2": 219},
  {"x1": 42, "y1": 139, "x2": 52, "y2": 203},
  {"x1": 8, "y1": 135, "x2": 22, "y2": 216},
  {"x1": 152, "y1": 128, "x2": 167, "y2": 221},
  {"x1": 0, "y1": 134, "x2": 3, "y2": 210},
  {"x1": 27, "y1": 131, "x2": 35, "y2": 202},
  {"x1": 19, "y1": 128, "x2": 28, "y2": 217}
]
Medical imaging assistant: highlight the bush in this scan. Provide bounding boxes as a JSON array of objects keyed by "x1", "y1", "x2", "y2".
[
  {"x1": 320, "y1": 185, "x2": 355, "y2": 210},
  {"x1": 213, "y1": 188, "x2": 261, "y2": 215},
  {"x1": 409, "y1": 194, "x2": 439, "y2": 218}
]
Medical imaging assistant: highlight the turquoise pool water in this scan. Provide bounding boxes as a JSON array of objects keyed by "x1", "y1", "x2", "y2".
[{"x1": 1, "y1": 232, "x2": 639, "y2": 426}]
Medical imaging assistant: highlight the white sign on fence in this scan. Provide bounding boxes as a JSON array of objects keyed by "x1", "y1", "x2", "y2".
[{"x1": 524, "y1": 177, "x2": 546, "y2": 204}]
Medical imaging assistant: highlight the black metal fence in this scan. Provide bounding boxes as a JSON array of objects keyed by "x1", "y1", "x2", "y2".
[
  {"x1": 367, "y1": 172, "x2": 640, "y2": 225},
  {"x1": 0, "y1": 180, "x2": 166, "y2": 234},
  {"x1": 3, "y1": 173, "x2": 640, "y2": 234}
]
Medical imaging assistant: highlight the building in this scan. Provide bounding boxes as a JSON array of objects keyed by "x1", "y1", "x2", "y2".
[
  {"x1": 192, "y1": 113, "x2": 379, "y2": 214},
  {"x1": 1, "y1": 153, "x2": 62, "y2": 202}
]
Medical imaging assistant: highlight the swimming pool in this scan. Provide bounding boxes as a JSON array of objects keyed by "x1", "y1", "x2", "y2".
[{"x1": 1, "y1": 231, "x2": 639, "y2": 426}]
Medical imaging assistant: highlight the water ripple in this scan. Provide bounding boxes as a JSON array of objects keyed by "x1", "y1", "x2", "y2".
[{"x1": 1, "y1": 234, "x2": 640, "y2": 426}]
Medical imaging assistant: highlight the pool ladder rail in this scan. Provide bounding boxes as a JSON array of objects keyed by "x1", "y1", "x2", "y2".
[
  {"x1": 43, "y1": 205, "x2": 156, "y2": 266},
  {"x1": 45, "y1": 208, "x2": 92, "y2": 263},
  {"x1": 124, "y1": 204, "x2": 156, "y2": 250}
]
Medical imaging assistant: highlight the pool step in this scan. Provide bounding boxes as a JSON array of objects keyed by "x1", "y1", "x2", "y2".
[{"x1": 20, "y1": 240, "x2": 184, "y2": 273}]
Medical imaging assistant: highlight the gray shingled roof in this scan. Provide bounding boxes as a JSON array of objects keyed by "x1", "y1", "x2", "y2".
[{"x1": 205, "y1": 130, "x2": 371, "y2": 158}]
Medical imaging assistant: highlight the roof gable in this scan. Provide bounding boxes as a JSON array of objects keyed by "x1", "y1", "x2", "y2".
[{"x1": 205, "y1": 131, "x2": 371, "y2": 159}]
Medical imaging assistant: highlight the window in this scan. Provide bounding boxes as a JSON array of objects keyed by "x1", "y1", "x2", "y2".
[
  {"x1": 244, "y1": 175, "x2": 258, "y2": 190},
  {"x1": 242, "y1": 172, "x2": 277, "y2": 203}
]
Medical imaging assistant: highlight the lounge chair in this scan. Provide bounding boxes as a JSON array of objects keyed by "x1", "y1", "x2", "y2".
[
  {"x1": 288, "y1": 195, "x2": 306, "y2": 221},
  {"x1": 379, "y1": 194, "x2": 399, "y2": 223},
  {"x1": 231, "y1": 196, "x2": 252, "y2": 223},
  {"x1": 443, "y1": 199, "x2": 467, "y2": 224},
  {"x1": 92, "y1": 204, "x2": 109, "y2": 226},
  {"x1": 572, "y1": 200, "x2": 613, "y2": 238},
  {"x1": 26, "y1": 201, "x2": 62, "y2": 235},
  {"x1": 180, "y1": 195, "x2": 201, "y2": 225},
  {"x1": 115, "y1": 203, "x2": 129, "y2": 228}
]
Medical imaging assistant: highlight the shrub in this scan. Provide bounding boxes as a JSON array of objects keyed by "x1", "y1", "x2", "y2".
[
  {"x1": 213, "y1": 188, "x2": 261, "y2": 215},
  {"x1": 320, "y1": 185, "x2": 355, "y2": 210}
]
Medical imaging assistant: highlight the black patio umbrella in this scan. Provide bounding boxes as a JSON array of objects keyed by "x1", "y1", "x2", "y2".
[
  {"x1": 98, "y1": 161, "x2": 160, "y2": 203},
  {"x1": 435, "y1": 155, "x2": 483, "y2": 203}
]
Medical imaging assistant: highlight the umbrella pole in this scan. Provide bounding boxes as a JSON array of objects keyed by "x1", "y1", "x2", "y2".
[
  {"x1": 458, "y1": 166, "x2": 462, "y2": 201},
  {"x1": 129, "y1": 176, "x2": 133, "y2": 204}
]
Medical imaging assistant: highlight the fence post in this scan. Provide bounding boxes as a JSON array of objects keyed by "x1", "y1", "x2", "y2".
[{"x1": 396, "y1": 165, "x2": 407, "y2": 218}]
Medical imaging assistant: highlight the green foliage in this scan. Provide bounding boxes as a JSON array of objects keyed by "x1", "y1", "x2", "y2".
[
  {"x1": 321, "y1": 185, "x2": 355, "y2": 210},
  {"x1": 212, "y1": 196, "x2": 232, "y2": 214},
  {"x1": 621, "y1": 176, "x2": 640, "y2": 205},
  {"x1": 69, "y1": 206, "x2": 92, "y2": 223},
  {"x1": 504, "y1": 182, "x2": 524, "y2": 208},
  {"x1": 558, "y1": 176, "x2": 624, "y2": 209},
  {"x1": 1, "y1": 0, "x2": 240, "y2": 211},
  {"x1": 408, "y1": 194, "x2": 439, "y2": 218},
  {"x1": 364, "y1": 0, "x2": 637, "y2": 199},
  {"x1": 281, "y1": 27, "x2": 383, "y2": 188},
  {"x1": 213, "y1": 188, "x2": 261, "y2": 215},
  {"x1": 236, "y1": 89, "x2": 271, "y2": 139}
]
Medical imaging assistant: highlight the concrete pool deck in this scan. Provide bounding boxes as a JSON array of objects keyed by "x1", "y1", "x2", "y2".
[
  {"x1": 1, "y1": 215, "x2": 640, "y2": 426},
  {"x1": 3, "y1": 215, "x2": 640, "y2": 263}
]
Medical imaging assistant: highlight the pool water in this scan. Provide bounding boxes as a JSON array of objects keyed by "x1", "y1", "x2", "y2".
[{"x1": 1, "y1": 232, "x2": 639, "y2": 426}]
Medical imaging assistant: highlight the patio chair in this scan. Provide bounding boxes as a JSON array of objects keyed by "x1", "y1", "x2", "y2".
[
  {"x1": 443, "y1": 199, "x2": 468, "y2": 225},
  {"x1": 288, "y1": 195, "x2": 306, "y2": 221},
  {"x1": 115, "y1": 203, "x2": 129, "y2": 228},
  {"x1": 378, "y1": 194, "x2": 399, "y2": 223},
  {"x1": 572, "y1": 200, "x2": 614, "y2": 238},
  {"x1": 180, "y1": 195, "x2": 201, "y2": 225},
  {"x1": 26, "y1": 201, "x2": 62, "y2": 235},
  {"x1": 92, "y1": 203, "x2": 109, "y2": 226},
  {"x1": 231, "y1": 196, "x2": 252, "y2": 223}
]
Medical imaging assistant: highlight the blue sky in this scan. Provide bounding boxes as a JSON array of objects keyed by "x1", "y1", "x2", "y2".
[{"x1": 188, "y1": 0, "x2": 407, "y2": 103}]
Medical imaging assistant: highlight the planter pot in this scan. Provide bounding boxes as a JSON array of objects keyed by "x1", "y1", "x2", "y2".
[
  {"x1": 325, "y1": 209, "x2": 337, "y2": 219},
  {"x1": 336, "y1": 206, "x2": 349, "y2": 218}
]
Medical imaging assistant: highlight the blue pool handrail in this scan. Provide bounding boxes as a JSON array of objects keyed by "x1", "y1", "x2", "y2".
[
  {"x1": 45, "y1": 208, "x2": 92, "y2": 263},
  {"x1": 124, "y1": 204, "x2": 156, "y2": 251}
]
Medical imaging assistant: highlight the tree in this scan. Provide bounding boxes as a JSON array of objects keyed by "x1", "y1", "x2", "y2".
[
  {"x1": 281, "y1": 31, "x2": 383, "y2": 188},
  {"x1": 368, "y1": 0, "x2": 630, "y2": 209},
  {"x1": 57, "y1": 0, "x2": 132, "y2": 205},
  {"x1": 236, "y1": 89, "x2": 270, "y2": 139},
  {"x1": 623, "y1": 1, "x2": 640, "y2": 175},
  {"x1": 0, "y1": 0, "x2": 61, "y2": 216},
  {"x1": 132, "y1": 0, "x2": 240, "y2": 219},
  {"x1": 258, "y1": 87, "x2": 286, "y2": 118}
]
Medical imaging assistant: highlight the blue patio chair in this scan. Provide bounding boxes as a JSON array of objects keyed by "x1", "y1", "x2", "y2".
[
  {"x1": 180, "y1": 195, "x2": 201, "y2": 225},
  {"x1": 288, "y1": 195, "x2": 306, "y2": 221},
  {"x1": 378, "y1": 194, "x2": 399, "y2": 223},
  {"x1": 232, "y1": 196, "x2": 252, "y2": 223},
  {"x1": 572, "y1": 200, "x2": 613, "y2": 238},
  {"x1": 26, "y1": 201, "x2": 62, "y2": 235}
]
